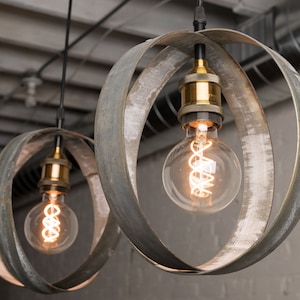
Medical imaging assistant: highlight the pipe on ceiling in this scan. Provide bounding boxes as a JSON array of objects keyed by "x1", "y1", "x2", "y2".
[{"x1": 142, "y1": 0, "x2": 300, "y2": 139}]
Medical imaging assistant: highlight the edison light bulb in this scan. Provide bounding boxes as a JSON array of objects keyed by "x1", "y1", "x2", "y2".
[
  {"x1": 162, "y1": 123, "x2": 242, "y2": 214},
  {"x1": 24, "y1": 191, "x2": 78, "y2": 254}
]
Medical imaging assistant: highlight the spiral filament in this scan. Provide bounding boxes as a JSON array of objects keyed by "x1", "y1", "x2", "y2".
[
  {"x1": 188, "y1": 124, "x2": 216, "y2": 199},
  {"x1": 42, "y1": 202, "x2": 61, "y2": 243}
]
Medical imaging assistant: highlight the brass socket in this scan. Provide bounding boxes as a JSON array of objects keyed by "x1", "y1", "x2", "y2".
[
  {"x1": 178, "y1": 59, "x2": 223, "y2": 128},
  {"x1": 38, "y1": 146, "x2": 71, "y2": 194}
]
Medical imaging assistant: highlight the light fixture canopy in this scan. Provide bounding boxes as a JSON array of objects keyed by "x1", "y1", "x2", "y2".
[{"x1": 22, "y1": 73, "x2": 42, "y2": 107}]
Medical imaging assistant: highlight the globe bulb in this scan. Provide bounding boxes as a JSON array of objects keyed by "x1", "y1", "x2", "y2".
[
  {"x1": 24, "y1": 191, "x2": 78, "y2": 254},
  {"x1": 162, "y1": 123, "x2": 242, "y2": 214}
]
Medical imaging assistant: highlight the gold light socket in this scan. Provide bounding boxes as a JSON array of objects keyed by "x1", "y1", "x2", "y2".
[
  {"x1": 38, "y1": 146, "x2": 71, "y2": 194},
  {"x1": 178, "y1": 59, "x2": 223, "y2": 128}
]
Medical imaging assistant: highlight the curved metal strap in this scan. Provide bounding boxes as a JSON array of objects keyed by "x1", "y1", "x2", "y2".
[
  {"x1": 203, "y1": 28, "x2": 300, "y2": 274},
  {"x1": 94, "y1": 29, "x2": 300, "y2": 274},
  {"x1": 128, "y1": 31, "x2": 274, "y2": 273},
  {"x1": 0, "y1": 128, "x2": 120, "y2": 293},
  {"x1": 96, "y1": 38, "x2": 198, "y2": 272}
]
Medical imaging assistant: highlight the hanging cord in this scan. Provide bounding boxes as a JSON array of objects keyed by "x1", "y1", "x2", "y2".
[
  {"x1": 0, "y1": 0, "x2": 130, "y2": 105},
  {"x1": 55, "y1": 0, "x2": 73, "y2": 148},
  {"x1": 37, "y1": 0, "x2": 130, "y2": 77},
  {"x1": 193, "y1": 0, "x2": 207, "y2": 60},
  {"x1": 14, "y1": 0, "x2": 169, "y2": 136}
]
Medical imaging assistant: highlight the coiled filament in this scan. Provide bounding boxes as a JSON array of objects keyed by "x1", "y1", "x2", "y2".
[
  {"x1": 42, "y1": 203, "x2": 61, "y2": 243},
  {"x1": 189, "y1": 125, "x2": 215, "y2": 198}
]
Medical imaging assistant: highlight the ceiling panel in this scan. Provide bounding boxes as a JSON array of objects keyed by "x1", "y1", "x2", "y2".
[{"x1": 0, "y1": 0, "x2": 283, "y2": 151}]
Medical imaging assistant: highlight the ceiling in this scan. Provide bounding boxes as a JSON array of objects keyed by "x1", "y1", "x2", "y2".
[{"x1": 0, "y1": 0, "x2": 286, "y2": 154}]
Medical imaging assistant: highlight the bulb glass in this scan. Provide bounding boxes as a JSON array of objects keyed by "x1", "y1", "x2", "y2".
[
  {"x1": 162, "y1": 124, "x2": 242, "y2": 214},
  {"x1": 24, "y1": 192, "x2": 78, "y2": 254}
]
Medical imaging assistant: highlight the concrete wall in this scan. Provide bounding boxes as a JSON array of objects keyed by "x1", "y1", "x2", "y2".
[{"x1": 1, "y1": 99, "x2": 300, "y2": 299}]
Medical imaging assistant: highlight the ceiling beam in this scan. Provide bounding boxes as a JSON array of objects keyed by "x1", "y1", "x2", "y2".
[
  {"x1": 0, "y1": 100, "x2": 84, "y2": 128},
  {"x1": 0, "y1": 73, "x2": 99, "y2": 111},
  {"x1": 0, "y1": 43, "x2": 109, "y2": 88},
  {"x1": 204, "y1": 0, "x2": 283, "y2": 15},
  {"x1": 1, "y1": 0, "x2": 236, "y2": 33},
  {"x1": 0, "y1": 3, "x2": 145, "y2": 66}
]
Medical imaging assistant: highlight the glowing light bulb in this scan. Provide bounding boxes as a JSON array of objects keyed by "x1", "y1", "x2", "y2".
[
  {"x1": 24, "y1": 191, "x2": 78, "y2": 254},
  {"x1": 162, "y1": 123, "x2": 242, "y2": 214},
  {"x1": 24, "y1": 145, "x2": 78, "y2": 254},
  {"x1": 189, "y1": 124, "x2": 215, "y2": 200},
  {"x1": 42, "y1": 196, "x2": 61, "y2": 243}
]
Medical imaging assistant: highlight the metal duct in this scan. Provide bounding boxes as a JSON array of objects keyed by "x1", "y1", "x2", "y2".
[{"x1": 142, "y1": 0, "x2": 300, "y2": 139}]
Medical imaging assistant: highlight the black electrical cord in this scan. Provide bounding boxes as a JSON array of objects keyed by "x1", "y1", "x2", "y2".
[
  {"x1": 0, "y1": 0, "x2": 130, "y2": 105},
  {"x1": 57, "y1": 0, "x2": 72, "y2": 130},
  {"x1": 193, "y1": 0, "x2": 206, "y2": 60},
  {"x1": 36, "y1": 0, "x2": 130, "y2": 77},
  {"x1": 55, "y1": 0, "x2": 73, "y2": 148},
  {"x1": 52, "y1": 0, "x2": 129, "y2": 148}
]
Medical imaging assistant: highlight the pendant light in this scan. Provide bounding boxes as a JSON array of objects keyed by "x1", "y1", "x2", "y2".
[
  {"x1": 162, "y1": 1, "x2": 242, "y2": 214},
  {"x1": 95, "y1": 1, "x2": 300, "y2": 275},
  {"x1": 0, "y1": 0, "x2": 120, "y2": 293},
  {"x1": 24, "y1": 146, "x2": 78, "y2": 254},
  {"x1": 23, "y1": 0, "x2": 78, "y2": 255}
]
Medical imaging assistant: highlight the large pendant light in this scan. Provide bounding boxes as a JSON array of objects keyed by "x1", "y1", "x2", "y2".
[{"x1": 94, "y1": 27, "x2": 300, "y2": 274}]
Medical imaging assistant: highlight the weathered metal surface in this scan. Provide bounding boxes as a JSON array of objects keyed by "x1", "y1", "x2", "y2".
[
  {"x1": 0, "y1": 128, "x2": 120, "y2": 293},
  {"x1": 95, "y1": 29, "x2": 300, "y2": 274},
  {"x1": 204, "y1": 29, "x2": 300, "y2": 273}
]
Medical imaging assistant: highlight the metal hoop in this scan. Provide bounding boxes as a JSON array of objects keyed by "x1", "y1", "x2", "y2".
[
  {"x1": 0, "y1": 128, "x2": 120, "y2": 293},
  {"x1": 95, "y1": 29, "x2": 300, "y2": 274}
]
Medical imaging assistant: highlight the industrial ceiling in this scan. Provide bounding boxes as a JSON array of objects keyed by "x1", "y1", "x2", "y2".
[{"x1": 0, "y1": 0, "x2": 287, "y2": 154}]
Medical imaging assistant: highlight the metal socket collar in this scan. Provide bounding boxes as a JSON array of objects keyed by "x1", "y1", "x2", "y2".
[
  {"x1": 38, "y1": 146, "x2": 71, "y2": 194},
  {"x1": 178, "y1": 59, "x2": 223, "y2": 129}
]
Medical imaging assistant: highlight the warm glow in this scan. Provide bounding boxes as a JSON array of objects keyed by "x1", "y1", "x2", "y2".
[
  {"x1": 189, "y1": 140, "x2": 214, "y2": 198},
  {"x1": 41, "y1": 194, "x2": 61, "y2": 243},
  {"x1": 188, "y1": 124, "x2": 216, "y2": 199},
  {"x1": 24, "y1": 191, "x2": 78, "y2": 254},
  {"x1": 162, "y1": 122, "x2": 242, "y2": 214}
]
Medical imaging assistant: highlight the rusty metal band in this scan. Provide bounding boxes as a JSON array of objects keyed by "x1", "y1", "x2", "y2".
[
  {"x1": 0, "y1": 128, "x2": 120, "y2": 293},
  {"x1": 95, "y1": 29, "x2": 300, "y2": 273}
]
